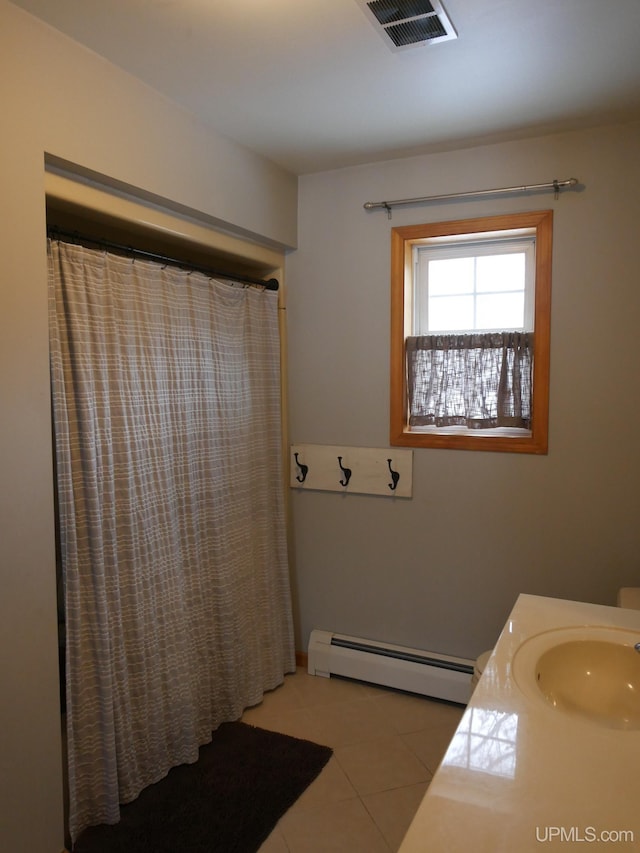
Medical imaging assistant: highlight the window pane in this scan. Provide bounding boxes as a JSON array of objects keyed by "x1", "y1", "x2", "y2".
[
  {"x1": 476, "y1": 292, "x2": 525, "y2": 330},
  {"x1": 429, "y1": 295, "x2": 474, "y2": 331},
  {"x1": 476, "y1": 254, "x2": 525, "y2": 293},
  {"x1": 429, "y1": 257, "x2": 474, "y2": 295}
]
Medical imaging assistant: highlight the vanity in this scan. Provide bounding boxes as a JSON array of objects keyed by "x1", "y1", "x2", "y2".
[{"x1": 399, "y1": 594, "x2": 640, "y2": 851}]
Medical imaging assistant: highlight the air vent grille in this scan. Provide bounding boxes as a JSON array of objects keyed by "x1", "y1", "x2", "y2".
[
  {"x1": 358, "y1": 0, "x2": 457, "y2": 51},
  {"x1": 368, "y1": 0, "x2": 436, "y2": 25},
  {"x1": 386, "y1": 16, "x2": 447, "y2": 47}
]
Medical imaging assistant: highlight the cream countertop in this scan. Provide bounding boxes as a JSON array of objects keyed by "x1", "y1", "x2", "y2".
[{"x1": 399, "y1": 594, "x2": 640, "y2": 852}]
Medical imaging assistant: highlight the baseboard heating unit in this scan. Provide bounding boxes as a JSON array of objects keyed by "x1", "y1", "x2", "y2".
[{"x1": 307, "y1": 629, "x2": 474, "y2": 704}]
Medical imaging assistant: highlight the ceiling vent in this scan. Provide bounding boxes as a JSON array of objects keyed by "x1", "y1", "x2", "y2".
[{"x1": 357, "y1": 0, "x2": 457, "y2": 52}]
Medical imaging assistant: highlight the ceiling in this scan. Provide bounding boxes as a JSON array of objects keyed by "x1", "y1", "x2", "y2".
[{"x1": 12, "y1": 0, "x2": 640, "y2": 175}]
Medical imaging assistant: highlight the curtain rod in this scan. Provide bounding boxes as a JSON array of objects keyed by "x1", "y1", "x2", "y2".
[
  {"x1": 47, "y1": 226, "x2": 279, "y2": 291},
  {"x1": 363, "y1": 178, "x2": 579, "y2": 217}
]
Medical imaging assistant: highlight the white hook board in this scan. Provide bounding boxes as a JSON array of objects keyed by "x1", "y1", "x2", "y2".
[{"x1": 290, "y1": 444, "x2": 413, "y2": 498}]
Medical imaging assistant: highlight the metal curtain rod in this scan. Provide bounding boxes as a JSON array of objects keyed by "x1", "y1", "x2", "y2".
[
  {"x1": 363, "y1": 178, "x2": 579, "y2": 216},
  {"x1": 47, "y1": 226, "x2": 279, "y2": 291}
]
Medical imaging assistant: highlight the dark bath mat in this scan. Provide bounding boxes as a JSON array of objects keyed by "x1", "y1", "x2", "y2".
[{"x1": 73, "y1": 721, "x2": 333, "y2": 853}]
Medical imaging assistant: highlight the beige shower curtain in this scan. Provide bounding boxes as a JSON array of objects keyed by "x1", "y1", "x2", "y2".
[{"x1": 48, "y1": 239, "x2": 295, "y2": 843}]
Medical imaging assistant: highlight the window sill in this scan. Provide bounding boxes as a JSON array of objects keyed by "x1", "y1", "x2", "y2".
[
  {"x1": 411, "y1": 426, "x2": 532, "y2": 438},
  {"x1": 390, "y1": 426, "x2": 547, "y2": 454}
]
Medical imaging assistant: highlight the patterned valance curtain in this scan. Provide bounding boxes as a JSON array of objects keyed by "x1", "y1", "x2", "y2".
[
  {"x1": 406, "y1": 332, "x2": 533, "y2": 429},
  {"x1": 48, "y1": 239, "x2": 295, "y2": 842}
]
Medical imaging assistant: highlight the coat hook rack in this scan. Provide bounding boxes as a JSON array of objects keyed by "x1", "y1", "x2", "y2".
[
  {"x1": 337, "y1": 456, "x2": 352, "y2": 487},
  {"x1": 290, "y1": 444, "x2": 412, "y2": 498},
  {"x1": 387, "y1": 459, "x2": 400, "y2": 491},
  {"x1": 294, "y1": 452, "x2": 308, "y2": 484}
]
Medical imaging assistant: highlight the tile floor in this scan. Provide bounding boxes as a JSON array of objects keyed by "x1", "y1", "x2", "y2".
[{"x1": 241, "y1": 668, "x2": 465, "y2": 853}]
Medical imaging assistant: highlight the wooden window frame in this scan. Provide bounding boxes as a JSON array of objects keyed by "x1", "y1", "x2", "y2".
[{"x1": 390, "y1": 210, "x2": 552, "y2": 454}]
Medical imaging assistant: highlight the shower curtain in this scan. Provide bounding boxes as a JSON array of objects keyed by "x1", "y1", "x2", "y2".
[{"x1": 48, "y1": 239, "x2": 295, "y2": 842}]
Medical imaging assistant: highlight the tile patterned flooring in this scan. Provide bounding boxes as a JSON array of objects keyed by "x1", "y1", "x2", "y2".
[{"x1": 241, "y1": 668, "x2": 465, "y2": 853}]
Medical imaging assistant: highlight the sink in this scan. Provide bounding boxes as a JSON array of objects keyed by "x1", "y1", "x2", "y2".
[{"x1": 512, "y1": 626, "x2": 640, "y2": 730}]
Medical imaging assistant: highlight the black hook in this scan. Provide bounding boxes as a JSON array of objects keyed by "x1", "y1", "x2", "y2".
[
  {"x1": 294, "y1": 452, "x2": 308, "y2": 484},
  {"x1": 337, "y1": 456, "x2": 352, "y2": 488},
  {"x1": 387, "y1": 459, "x2": 400, "y2": 491}
]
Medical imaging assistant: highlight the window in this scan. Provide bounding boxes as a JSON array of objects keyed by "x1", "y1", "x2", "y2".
[{"x1": 390, "y1": 211, "x2": 552, "y2": 453}]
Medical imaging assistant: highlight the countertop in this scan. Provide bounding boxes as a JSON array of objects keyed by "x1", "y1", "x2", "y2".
[{"x1": 398, "y1": 593, "x2": 640, "y2": 851}]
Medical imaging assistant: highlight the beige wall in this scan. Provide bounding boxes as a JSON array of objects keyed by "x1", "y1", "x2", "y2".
[
  {"x1": 286, "y1": 121, "x2": 640, "y2": 660},
  {"x1": 0, "y1": 3, "x2": 297, "y2": 850}
]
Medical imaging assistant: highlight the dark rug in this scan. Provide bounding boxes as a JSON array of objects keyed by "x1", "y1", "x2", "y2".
[{"x1": 73, "y1": 722, "x2": 333, "y2": 853}]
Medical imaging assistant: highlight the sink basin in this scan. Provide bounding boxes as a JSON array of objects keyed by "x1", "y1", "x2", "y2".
[{"x1": 512, "y1": 626, "x2": 640, "y2": 730}]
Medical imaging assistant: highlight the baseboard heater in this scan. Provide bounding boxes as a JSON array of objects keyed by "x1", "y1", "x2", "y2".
[{"x1": 308, "y1": 629, "x2": 474, "y2": 705}]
